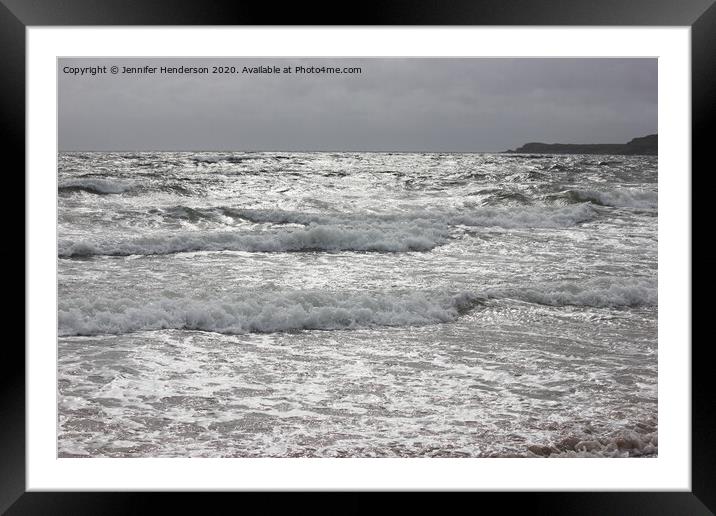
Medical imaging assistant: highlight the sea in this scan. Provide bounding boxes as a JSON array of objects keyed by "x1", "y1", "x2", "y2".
[{"x1": 57, "y1": 151, "x2": 658, "y2": 458}]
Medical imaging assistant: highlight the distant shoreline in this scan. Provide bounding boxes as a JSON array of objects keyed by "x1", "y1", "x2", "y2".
[{"x1": 505, "y1": 134, "x2": 657, "y2": 156}]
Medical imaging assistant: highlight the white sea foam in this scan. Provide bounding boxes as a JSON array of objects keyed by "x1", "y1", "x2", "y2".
[
  {"x1": 58, "y1": 290, "x2": 485, "y2": 336},
  {"x1": 58, "y1": 221, "x2": 449, "y2": 257},
  {"x1": 489, "y1": 277, "x2": 657, "y2": 307},
  {"x1": 59, "y1": 178, "x2": 133, "y2": 194}
]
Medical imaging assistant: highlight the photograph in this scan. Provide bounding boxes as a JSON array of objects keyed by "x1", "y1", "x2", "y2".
[{"x1": 57, "y1": 57, "x2": 658, "y2": 459}]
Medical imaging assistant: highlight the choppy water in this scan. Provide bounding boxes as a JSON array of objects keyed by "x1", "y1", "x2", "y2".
[{"x1": 58, "y1": 151, "x2": 657, "y2": 457}]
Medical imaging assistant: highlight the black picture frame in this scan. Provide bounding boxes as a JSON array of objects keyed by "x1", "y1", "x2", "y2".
[{"x1": 5, "y1": 0, "x2": 713, "y2": 513}]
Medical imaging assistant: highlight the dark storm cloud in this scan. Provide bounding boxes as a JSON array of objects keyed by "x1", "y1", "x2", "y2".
[{"x1": 58, "y1": 58, "x2": 657, "y2": 152}]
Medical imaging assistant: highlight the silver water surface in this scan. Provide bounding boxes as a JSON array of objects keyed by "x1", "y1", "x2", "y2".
[{"x1": 58, "y1": 152, "x2": 657, "y2": 457}]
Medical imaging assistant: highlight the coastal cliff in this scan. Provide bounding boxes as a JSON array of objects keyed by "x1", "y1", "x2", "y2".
[{"x1": 506, "y1": 134, "x2": 657, "y2": 156}]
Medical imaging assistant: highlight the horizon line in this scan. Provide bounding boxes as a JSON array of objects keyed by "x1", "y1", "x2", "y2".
[{"x1": 58, "y1": 149, "x2": 507, "y2": 153}]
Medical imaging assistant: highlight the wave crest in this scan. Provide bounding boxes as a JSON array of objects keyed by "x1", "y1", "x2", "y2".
[
  {"x1": 565, "y1": 189, "x2": 657, "y2": 209},
  {"x1": 489, "y1": 278, "x2": 656, "y2": 308},
  {"x1": 58, "y1": 222, "x2": 449, "y2": 257},
  {"x1": 58, "y1": 290, "x2": 485, "y2": 336},
  {"x1": 451, "y1": 204, "x2": 597, "y2": 228},
  {"x1": 59, "y1": 178, "x2": 133, "y2": 195},
  {"x1": 228, "y1": 204, "x2": 598, "y2": 229}
]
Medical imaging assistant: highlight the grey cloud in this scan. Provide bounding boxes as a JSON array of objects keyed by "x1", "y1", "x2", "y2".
[{"x1": 58, "y1": 58, "x2": 657, "y2": 151}]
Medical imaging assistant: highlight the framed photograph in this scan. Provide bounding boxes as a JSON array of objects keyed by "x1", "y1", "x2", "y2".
[{"x1": 7, "y1": 0, "x2": 713, "y2": 512}]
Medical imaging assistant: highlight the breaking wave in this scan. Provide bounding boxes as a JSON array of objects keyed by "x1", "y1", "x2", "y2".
[
  {"x1": 449, "y1": 203, "x2": 597, "y2": 228},
  {"x1": 58, "y1": 290, "x2": 485, "y2": 336},
  {"x1": 59, "y1": 204, "x2": 601, "y2": 258},
  {"x1": 226, "y1": 204, "x2": 598, "y2": 229},
  {"x1": 57, "y1": 277, "x2": 655, "y2": 336},
  {"x1": 59, "y1": 178, "x2": 133, "y2": 195},
  {"x1": 58, "y1": 221, "x2": 450, "y2": 257},
  {"x1": 489, "y1": 277, "x2": 657, "y2": 308},
  {"x1": 523, "y1": 420, "x2": 657, "y2": 458},
  {"x1": 566, "y1": 189, "x2": 657, "y2": 209}
]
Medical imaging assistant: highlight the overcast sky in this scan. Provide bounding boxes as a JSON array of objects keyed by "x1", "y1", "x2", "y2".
[{"x1": 58, "y1": 58, "x2": 657, "y2": 152}]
